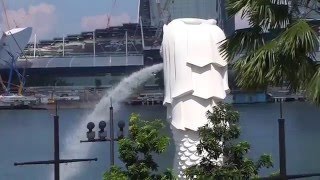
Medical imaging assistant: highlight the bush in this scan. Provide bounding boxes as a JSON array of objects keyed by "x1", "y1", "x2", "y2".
[
  {"x1": 185, "y1": 102, "x2": 273, "y2": 179},
  {"x1": 103, "y1": 113, "x2": 176, "y2": 180}
]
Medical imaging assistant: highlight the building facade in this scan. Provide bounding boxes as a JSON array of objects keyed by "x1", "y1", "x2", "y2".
[{"x1": 147, "y1": 0, "x2": 235, "y2": 36}]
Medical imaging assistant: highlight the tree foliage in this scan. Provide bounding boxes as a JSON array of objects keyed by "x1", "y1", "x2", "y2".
[
  {"x1": 185, "y1": 102, "x2": 273, "y2": 179},
  {"x1": 103, "y1": 113, "x2": 175, "y2": 180},
  {"x1": 222, "y1": 0, "x2": 320, "y2": 105}
]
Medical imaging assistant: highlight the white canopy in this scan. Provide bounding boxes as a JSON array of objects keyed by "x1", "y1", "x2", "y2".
[{"x1": 0, "y1": 27, "x2": 32, "y2": 65}]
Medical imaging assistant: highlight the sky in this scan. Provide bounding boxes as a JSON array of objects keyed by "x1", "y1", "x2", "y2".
[
  {"x1": 0, "y1": 0, "x2": 139, "y2": 39},
  {"x1": 0, "y1": 0, "x2": 248, "y2": 40}
]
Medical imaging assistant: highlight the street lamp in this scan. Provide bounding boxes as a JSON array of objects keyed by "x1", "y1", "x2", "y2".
[
  {"x1": 80, "y1": 102, "x2": 126, "y2": 167},
  {"x1": 14, "y1": 101, "x2": 97, "y2": 180},
  {"x1": 278, "y1": 99, "x2": 286, "y2": 178},
  {"x1": 117, "y1": 121, "x2": 125, "y2": 139}
]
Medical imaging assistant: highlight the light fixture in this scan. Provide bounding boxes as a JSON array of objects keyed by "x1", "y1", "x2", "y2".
[
  {"x1": 98, "y1": 121, "x2": 108, "y2": 140},
  {"x1": 86, "y1": 122, "x2": 95, "y2": 140},
  {"x1": 117, "y1": 120, "x2": 125, "y2": 139}
]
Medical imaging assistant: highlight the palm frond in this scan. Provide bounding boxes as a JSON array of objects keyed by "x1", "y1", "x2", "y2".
[
  {"x1": 306, "y1": 66, "x2": 320, "y2": 105},
  {"x1": 225, "y1": 0, "x2": 320, "y2": 105},
  {"x1": 233, "y1": 20, "x2": 317, "y2": 91},
  {"x1": 279, "y1": 20, "x2": 318, "y2": 58},
  {"x1": 272, "y1": 54, "x2": 316, "y2": 91},
  {"x1": 234, "y1": 40, "x2": 279, "y2": 90},
  {"x1": 228, "y1": 0, "x2": 290, "y2": 29},
  {"x1": 273, "y1": 20, "x2": 318, "y2": 90},
  {"x1": 247, "y1": 0, "x2": 290, "y2": 29},
  {"x1": 227, "y1": 0, "x2": 251, "y2": 17},
  {"x1": 220, "y1": 26, "x2": 264, "y2": 62}
]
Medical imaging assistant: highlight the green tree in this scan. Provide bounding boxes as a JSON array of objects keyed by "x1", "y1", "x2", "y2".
[
  {"x1": 103, "y1": 113, "x2": 176, "y2": 180},
  {"x1": 222, "y1": 0, "x2": 320, "y2": 105},
  {"x1": 185, "y1": 102, "x2": 273, "y2": 179}
]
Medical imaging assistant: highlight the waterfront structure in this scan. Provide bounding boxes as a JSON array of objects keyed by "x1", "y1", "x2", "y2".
[
  {"x1": 0, "y1": 1, "x2": 237, "y2": 103},
  {"x1": 0, "y1": 23, "x2": 161, "y2": 89},
  {"x1": 0, "y1": 0, "x2": 234, "y2": 88}
]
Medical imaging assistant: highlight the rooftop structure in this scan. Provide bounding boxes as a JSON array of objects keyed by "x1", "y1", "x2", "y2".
[
  {"x1": 10, "y1": 55, "x2": 144, "y2": 69},
  {"x1": 23, "y1": 23, "x2": 159, "y2": 58}
]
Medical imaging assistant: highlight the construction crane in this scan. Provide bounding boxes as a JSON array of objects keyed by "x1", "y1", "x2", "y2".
[
  {"x1": 1, "y1": 0, "x2": 10, "y2": 30},
  {"x1": 153, "y1": 0, "x2": 173, "y2": 45},
  {"x1": 2, "y1": 50, "x2": 25, "y2": 94},
  {"x1": 7, "y1": 34, "x2": 29, "y2": 95},
  {"x1": 106, "y1": 0, "x2": 117, "y2": 28},
  {"x1": 1, "y1": 0, "x2": 30, "y2": 95}
]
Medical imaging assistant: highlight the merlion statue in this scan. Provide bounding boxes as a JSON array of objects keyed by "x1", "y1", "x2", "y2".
[{"x1": 160, "y1": 18, "x2": 229, "y2": 179}]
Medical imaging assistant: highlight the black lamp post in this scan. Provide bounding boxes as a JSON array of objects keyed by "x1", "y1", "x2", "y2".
[
  {"x1": 80, "y1": 101, "x2": 125, "y2": 167},
  {"x1": 278, "y1": 99, "x2": 286, "y2": 178},
  {"x1": 14, "y1": 101, "x2": 97, "y2": 180},
  {"x1": 258, "y1": 97, "x2": 320, "y2": 180}
]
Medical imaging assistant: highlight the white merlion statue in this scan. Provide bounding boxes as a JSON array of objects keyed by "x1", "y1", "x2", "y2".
[{"x1": 160, "y1": 18, "x2": 229, "y2": 178}]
